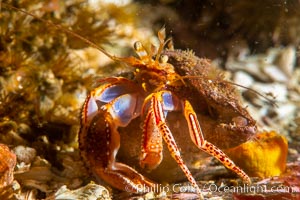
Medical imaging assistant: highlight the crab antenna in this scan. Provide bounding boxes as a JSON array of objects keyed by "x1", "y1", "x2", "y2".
[
  {"x1": 224, "y1": 80, "x2": 278, "y2": 107},
  {"x1": 166, "y1": 39, "x2": 174, "y2": 50},
  {"x1": 155, "y1": 27, "x2": 167, "y2": 62},
  {"x1": 172, "y1": 75, "x2": 278, "y2": 107},
  {"x1": 2, "y1": 3, "x2": 116, "y2": 61},
  {"x1": 155, "y1": 28, "x2": 173, "y2": 63},
  {"x1": 164, "y1": 38, "x2": 173, "y2": 50}
]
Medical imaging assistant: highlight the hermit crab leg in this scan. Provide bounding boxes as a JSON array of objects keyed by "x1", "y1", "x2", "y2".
[
  {"x1": 183, "y1": 100, "x2": 251, "y2": 184},
  {"x1": 144, "y1": 91, "x2": 202, "y2": 196},
  {"x1": 79, "y1": 78, "x2": 155, "y2": 193}
]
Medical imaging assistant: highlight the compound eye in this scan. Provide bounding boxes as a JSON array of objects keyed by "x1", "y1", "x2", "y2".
[
  {"x1": 134, "y1": 41, "x2": 143, "y2": 51},
  {"x1": 159, "y1": 54, "x2": 168, "y2": 63}
]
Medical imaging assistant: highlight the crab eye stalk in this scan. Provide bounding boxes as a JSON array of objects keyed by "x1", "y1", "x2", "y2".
[
  {"x1": 133, "y1": 41, "x2": 148, "y2": 59},
  {"x1": 134, "y1": 41, "x2": 143, "y2": 51},
  {"x1": 159, "y1": 55, "x2": 169, "y2": 64}
]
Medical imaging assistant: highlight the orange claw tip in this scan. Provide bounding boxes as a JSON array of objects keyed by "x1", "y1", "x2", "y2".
[{"x1": 226, "y1": 131, "x2": 288, "y2": 179}]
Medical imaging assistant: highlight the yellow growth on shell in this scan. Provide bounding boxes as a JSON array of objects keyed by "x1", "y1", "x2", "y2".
[{"x1": 226, "y1": 131, "x2": 288, "y2": 178}]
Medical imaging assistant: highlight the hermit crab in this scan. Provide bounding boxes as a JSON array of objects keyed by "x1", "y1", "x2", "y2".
[{"x1": 79, "y1": 28, "x2": 257, "y2": 197}]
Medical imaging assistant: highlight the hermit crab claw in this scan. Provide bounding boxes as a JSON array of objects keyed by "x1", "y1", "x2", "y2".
[{"x1": 79, "y1": 77, "x2": 155, "y2": 193}]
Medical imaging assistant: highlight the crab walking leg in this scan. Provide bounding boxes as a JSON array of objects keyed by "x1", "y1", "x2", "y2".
[
  {"x1": 149, "y1": 92, "x2": 203, "y2": 197},
  {"x1": 183, "y1": 100, "x2": 251, "y2": 184}
]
